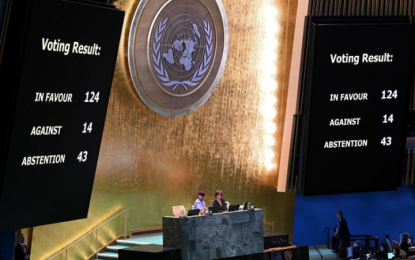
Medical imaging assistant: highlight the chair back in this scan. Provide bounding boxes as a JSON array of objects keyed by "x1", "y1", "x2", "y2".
[{"x1": 172, "y1": 205, "x2": 186, "y2": 217}]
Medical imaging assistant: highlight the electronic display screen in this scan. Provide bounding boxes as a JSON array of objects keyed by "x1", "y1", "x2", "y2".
[
  {"x1": 299, "y1": 19, "x2": 414, "y2": 195},
  {"x1": 0, "y1": 0, "x2": 124, "y2": 230}
]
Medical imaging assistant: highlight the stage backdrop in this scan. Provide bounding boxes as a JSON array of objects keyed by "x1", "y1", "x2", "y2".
[{"x1": 27, "y1": 0, "x2": 299, "y2": 259}]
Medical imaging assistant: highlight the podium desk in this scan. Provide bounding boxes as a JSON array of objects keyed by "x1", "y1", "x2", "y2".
[{"x1": 163, "y1": 209, "x2": 264, "y2": 260}]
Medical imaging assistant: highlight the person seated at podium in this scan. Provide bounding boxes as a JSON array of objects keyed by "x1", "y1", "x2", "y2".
[
  {"x1": 212, "y1": 189, "x2": 229, "y2": 212},
  {"x1": 193, "y1": 190, "x2": 208, "y2": 214}
]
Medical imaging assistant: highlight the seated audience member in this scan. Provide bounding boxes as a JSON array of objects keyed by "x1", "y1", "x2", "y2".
[
  {"x1": 192, "y1": 190, "x2": 208, "y2": 214},
  {"x1": 401, "y1": 233, "x2": 412, "y2": 254},
  {"x1": 392, "y1": 247, "x2": 401, "y2": 260},
  {"x1": 212, "y1": 189, "x2": 228, "y2": 212},
  {"x1": 352, "y1": 241, "x2": 361, "y2": 258},
  {"x1": 375, "y1": 243, "x2": 389, "y2": 260}
]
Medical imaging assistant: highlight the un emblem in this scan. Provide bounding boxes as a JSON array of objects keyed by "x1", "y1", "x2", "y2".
[
  {"x1": 152, "y1": 17, "x2": 213, "y2": 96},
  {"x1": 128, "y1": 0, "x2": 228, "y2": 116}
]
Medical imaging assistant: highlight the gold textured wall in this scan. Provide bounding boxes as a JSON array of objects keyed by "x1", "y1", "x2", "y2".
[{"x1": 30, "y1": 0, "x2": 299, "y2": 259}]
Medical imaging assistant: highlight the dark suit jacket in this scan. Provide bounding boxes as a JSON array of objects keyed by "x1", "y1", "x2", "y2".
[
  {"x1": 400, "y1": 240, "x2": 412, "y2": 253},
  {"x1": 338, "y1": 217, "x2": 351, "y2": 242},
  {"x1": 375, "y1": 250, "x2": 388, "y2": 260},
  {"x1": 212, "y1": 199, "x2": 227, "y2": 212},
  {"x1": 14, "y1": 244, "x2": 29, "y2": 260}
]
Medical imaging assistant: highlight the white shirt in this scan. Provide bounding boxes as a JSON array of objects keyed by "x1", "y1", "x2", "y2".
[{"x1": 193, "y1": 198, "x2": 206, "y2": 210}]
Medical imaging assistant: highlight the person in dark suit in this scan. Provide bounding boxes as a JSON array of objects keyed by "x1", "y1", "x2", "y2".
[
  {"x1": 333, "y1": 210, "x2": 351, "y2": 256},
  {"x1": 375, "y1": 243, "x2": 389, "y2": 259},
  {"x1": 212, "y1": 189, "x2": 228, "y2": 212},
  {"x1": 14, "y1": 234, "x2": 30, "y2": 260},
  {"x1": 335, "y1": 210, "x2": 350, "y2": 246},
  {"x1": 400, "y1": 233, "x2": 412, "y2": 254}
]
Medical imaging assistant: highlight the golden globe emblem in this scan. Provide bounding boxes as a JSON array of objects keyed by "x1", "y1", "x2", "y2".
[{"x1": 128, "y1": 0, "x2": 228, "y2": 117}]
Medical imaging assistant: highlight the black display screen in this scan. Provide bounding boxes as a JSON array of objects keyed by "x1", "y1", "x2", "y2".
[
  {"x1": 0, "y1": 0, "x2": 124, "y2": 230},
  {"x1": 299, "y1": 19, "x2": 414, "y2": 195}
]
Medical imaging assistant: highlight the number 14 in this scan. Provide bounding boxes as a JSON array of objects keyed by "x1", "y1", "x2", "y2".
[{"x1": 383, "y1": 114, "x2": 394, "y2": 124}]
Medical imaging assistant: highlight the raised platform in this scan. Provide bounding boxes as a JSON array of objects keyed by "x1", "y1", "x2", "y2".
[
  {"x1": 118, "y1": 245, "x2": 309, "y2": 260},
  {"x1": 119, "y1": 244, "x2": 181, "y2": 260},
  {"x1": 263, "y1": 232, "x2": 290, "y2": 249},
  {"x1": 116, "y1": 214, "x2": 297, "y2": 260},
  {"x1": 163, "y1": 209, "x2": 264, "y2": 260}
]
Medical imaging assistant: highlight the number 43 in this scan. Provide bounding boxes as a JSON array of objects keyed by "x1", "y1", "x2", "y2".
[
  {"x1": 77, "y1": 151, "x2": 88, "y2": 162},
  {"x1": 380, "y1": 137, "x2": 392, "y2": 146}
]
